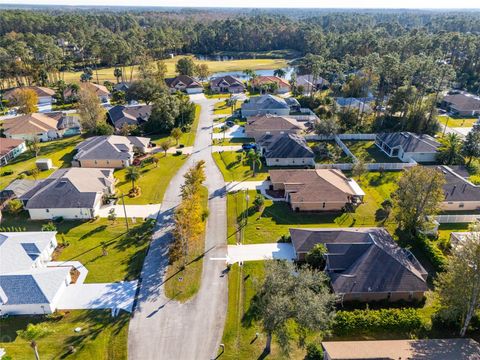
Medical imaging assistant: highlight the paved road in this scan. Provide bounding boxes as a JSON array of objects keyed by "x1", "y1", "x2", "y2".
[{"x1": 128, "y1": 94, "x2": 228, "y2": 360}]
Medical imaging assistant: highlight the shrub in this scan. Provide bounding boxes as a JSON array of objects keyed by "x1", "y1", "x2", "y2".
[
  {"x1": 175, "y1": 150, "x2": 183, "y2": 155},
  {"x1": 333, "y1": 308, "x2": 424, "y2": 335},
  {"x1": 253, "y1": 194, "x2": 265, "y2": 211},
  {"x1": 304, "y1": 343, "x2": 323, "y2": 360},
  {"x1": 415, "y1": 234, "x2": 446, "y2": 272},
  {"x1": 1, "y1": 169, "x2": 13, "y2": 176},
  {"x1": 41, "y1": 221, "x2": 57, "y2": 231},
  {"x1": 6, "y1": 199, "x2": 23, "y2": 215}
]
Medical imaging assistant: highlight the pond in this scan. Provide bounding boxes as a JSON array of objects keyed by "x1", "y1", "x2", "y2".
[{"x1": 209, "y1": 67, "x2": 294, "y2": 80}]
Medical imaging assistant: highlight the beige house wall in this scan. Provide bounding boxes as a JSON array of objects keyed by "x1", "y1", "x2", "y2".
[
  {"x1": 79, "y1": 159, "x2": 129, "y2": 168},
  {"x1": 441, "y1": 201, "x2": 480, "y2": 211},
  {"x1": 290, "y1": 201, "x2": 346, "y2": 212}
]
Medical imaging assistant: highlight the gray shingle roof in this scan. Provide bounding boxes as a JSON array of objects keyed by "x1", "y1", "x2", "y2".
[
  {"x1": 242, "y1": 95, "x2": 290, "y2": 112},
  {"x1": 289, "y1": 227, "x2": 428, "y2": 295},
  {"x1": 0, "y1": 274, "x2": 49, "y2": 304},
  {"x1": 443, "y1": 92, "x2": 480, "y2": 112},
  {"x1": 258, "y1": 133, "x2": 313, "y2": 159},
  {"x1": 108, "y1": 105, "x2": 152, "y2": 129},
  {"x1": 74, "y1": 135, "x2": 150, "y2": 162},
  {"x1": 377, "y1": 132, "x2": 440, "y2": 153},
  {"x1": 210, "y1": 75, "x2": 245, "y2": 88},
  {"x1": 435, "y1": 165, "x2": 480, "y2": 202}
]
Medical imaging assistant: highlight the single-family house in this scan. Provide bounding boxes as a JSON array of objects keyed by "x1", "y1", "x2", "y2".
[
  {"x1": 0, "y1": 231, "x2": 71, "y2": 315},
  {"x1": 107, "y1": 105, "x2": 152, "y2": 131},
  {"x1": 165, "y1": 75, "x2": 203, "y2": 94},
  {"x1": 113, "y1": 82, "x2": 131, "y2": 92},
  {"x1": 20, "y1": 168, "x2": 115, "y2": 220},
  {"x1": 0, "y1": 138, "x2": 26, "y2": 166},
  {"x1": 296, "y1": 74, "x2": 329, "y2": 93},
  {"x1": 269, "y1": 169, "x2": 365, "y2": 212},
  {"x1": 2, "y1": 113, "x2": 61, "y2": 141},
  {"x1": 73, "y1": 135, "x2": 150, "y2": 168},
  {"x1": 241, "y1": 95, "x2": 293, "y2": 117},
  {"x1": 375, "y1": 132, "x2": 440, "y2": 163},
  {"x1": 245, "y1": 114, "x2": 305, "y2": 140},
  {"x1": 321, "y1": 338, "x2": 480, "y2": 360},
  {"x1": 210, "y1": 76, "x2": 245, "y2": 93},
  {"x1": 64, "y1": 82, "x2": 111, "y2": 103},
  {"x1": 434, "y1": 165, "x2": 480, "y2": 211},
  {"x1": 4, "y1": 86, "x2": 56, "y2": 106},
  {"x1": 290, "y1": 227, "x2": 428, "y2": 302},
  {"x1": 1, "y1": 112, "x2": 81, "y2": 141},
  {"x1": 441, "y1": 91, "x2": 480, "y2": 117},
  {"x1": 251, "y1": 76, "x2": 290, "y2": 94},
  {"x1": 258, "y1": 133, "x2": 314, "y2": 167},
  {"x1": 450, "y1": 231, "x2": 480, "y2": 247},
  {"x1": 335, "y1": 97, "x2": 373, "y2": 113}
]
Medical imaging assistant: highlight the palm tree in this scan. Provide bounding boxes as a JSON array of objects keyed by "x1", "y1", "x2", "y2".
[
  {"x1": 247, "y1": 149, "x2": 262, "y2": 177},
  {"x1": 17, "y1": 323, "x2": 52, "y2": 360},
  {"x1": 273, "y1": 68, "x2": 286, "y2": 78},
  {"x1": 125, "y1": 166, "x2": 141, "y2": 192},
  {"x1": 114, "y1": 67, "x2": 122, "y2": 83},
  {"x1": 438, "y1": 133, "x2": 464, "y2": 165}
]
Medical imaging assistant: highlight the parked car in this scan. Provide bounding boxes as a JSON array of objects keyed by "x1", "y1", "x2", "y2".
[{"x1": 242, "y1": 143, "x2": 257, "y2": 151}]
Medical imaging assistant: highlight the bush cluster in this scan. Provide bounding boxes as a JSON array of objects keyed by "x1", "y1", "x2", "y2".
[{"x1": 333, "y1": 308, "x2": 424, "y2": 335}]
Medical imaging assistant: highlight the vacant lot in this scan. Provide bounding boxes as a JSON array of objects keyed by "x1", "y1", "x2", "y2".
[
  {"x1": 0, "y1": 310, "x2": 129, "y2": 360},
  {"x1": 115, "y1": 153, "x2": 188, "y2": 205},
  {"x1": 0, "y1": 135, "x2": 83, "y2": 189},
  {"x1": 213, "y1": 150, "x2": 269, "y2": 182}
]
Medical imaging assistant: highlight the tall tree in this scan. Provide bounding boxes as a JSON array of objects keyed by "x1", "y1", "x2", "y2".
[
  {"x1": 195, "y1": 63, "x2": 210, "y2": 81},
  {"x1": 462, "y1": 129, "x2": 480, "y2": 166},
  {"x1": 11, "y1": 88, "x2": 38, "y2": 114},
  {"x1": 247, "y1": 149, "x2": 262, "y2": 176},
  {"x1": 77, "y1": 88, "x2": 106, "y2": 134},
  {"x1": 125, "y1": 166, "x2": 140, "y2": 192},
  {"x1": 437, "y1": 133, "x2": 464, "y2": 165},
  {"x1": 393, "y1": 166, "x2": 446, "y2": 235},
  {"x1": 170, "y1": 127, "x2": 183, "y2": 145},
  {"x1": 435, "y1": 222, "x2": 480, "y2": 337},
  {"x1": 176, "y1": 57, "x2": 196, "y2": 76},
  {"x1": 17, "y1": 323, "x2": 52, "y2": 360},
  {"x1": 252, "y1": 261, "x2": 336, "y2": 355}
]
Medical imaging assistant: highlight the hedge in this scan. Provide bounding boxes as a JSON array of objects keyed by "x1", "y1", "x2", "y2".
[
  {"x1": 333, "y1": 308, "x2": 424, "y2": 335},
  {"x1": 416, "y1": 235, "x2": 446, "y2": 272}
]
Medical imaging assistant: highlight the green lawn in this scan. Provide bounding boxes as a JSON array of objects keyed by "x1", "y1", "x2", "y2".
[
  {"x1": 61, "y1": 57, "x2": 287, "y2": 84},
  {"x1": 0, "y1": 213, "x2": 154, "y2": 283},
  {"x1": 227, "y1": 171, "x2": 402, "y2": 245},
  {"x1": 343, "y1": 141, "x2": 403, "y2": 163},
  {"x1": 438, "y1": 116, "x2": 478, "y2": 128},
  {"x1": 213, "y1": 100, "x2": 242, "y2": 115},
  {"x1": 213, "y1": 151, "x2": 269, "y2": 182},
  {"x1": 164, "y1": 186, "x2": 209, "y2": 302},
  {"x1": 212, "y1": 138, "x2": 253, "y2": 146},
  {"x1": 0, "y1": 135, "x2": 83, "y2": 189},
  {"x1": 0, "y1": 310, "x2": 129, "y2": 360},
  {"x1": 148, "y1": 104, "x2": 201, "y2": 147},
  {"x1": 114, "y1": 153, "x2": 188, "y2": 205}
]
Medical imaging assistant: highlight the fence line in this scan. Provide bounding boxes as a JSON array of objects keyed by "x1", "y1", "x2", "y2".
[
  {"x1": 315, "y1": 162, "x2": 417, "y2": 171},
  {"x1": 434, "y1": 214, "x2": 480, "y2": 224},
  {"x1": 305, "y1": 133, "x2": 377, "y2": 141}
]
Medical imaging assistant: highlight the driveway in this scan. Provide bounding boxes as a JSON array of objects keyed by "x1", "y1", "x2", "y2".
[
  {"x1": 212, "y1": 124, "x2": 246, "y2": 139},
  {"x1": 212, "y1": 145, "x2": 243, "y2": 152},
  {"x1": 227, "y1": 243, "x2": 296, "y2": 264},
  {"x1": 57, "y1": 281, "x2": 137, "y2": 313},
  {"x1": 128, "y1": 94, "x2": 228, "y2": 360},
  {"x1": 226, "y1": 180, "x2": 271, "y2": 193},
  {"x1": 98, "y1": 204, "x2": 161, "y2": 219}
]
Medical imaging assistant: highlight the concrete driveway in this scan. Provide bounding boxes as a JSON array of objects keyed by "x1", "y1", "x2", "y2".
[
  {"x1": 227, "y1": 243, "x2": 296, "y2": 264},
  {"x1": 57, "y1": 281, "x2": 137, "y2": 313},
  {"x1": 212, "y1": 124, "x2": 246, "y2": 139},
  {"x1": 98, "y1": 204, "x2": 161, "y2": 219},
  {"x1": 226, "y1": 180, "x2": 271, "y2": 193}
]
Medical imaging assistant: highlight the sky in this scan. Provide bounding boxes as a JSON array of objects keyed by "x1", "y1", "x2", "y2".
[{"x1": 2, "y1": 0, "x2": 480, "y2": 9}]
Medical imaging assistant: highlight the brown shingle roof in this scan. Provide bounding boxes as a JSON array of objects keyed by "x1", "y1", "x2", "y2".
[
  {"x1": 0, "y1": 138, "x2": 24, "y2": 156},
  {"x1": 269, "y1": 169, "x2": 362, "y2": 204},
  {"x1": 2, "y1": 113, "x2": 59, "y2": 135},
  {"x1": 322, "y1": 338, "x2": 480, "y2": 360},
  {"x1": 4, "y1": 86, "x2": 55, "y2": 100},
  {"x1": 246, "y1": 115, "x2": 304, "y2": 133},
  {"x1": 252, "y1": 76, "x2": 290, "y2": 88}
]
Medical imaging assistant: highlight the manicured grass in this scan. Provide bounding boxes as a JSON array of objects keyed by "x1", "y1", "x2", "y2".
[
  {"x1": 114, "y1": 153, "x2": 188, "y2": 205},
  {"x1": 438, "y1": 116, "x2": 478, "y2": 128},
  {"x1": 0, "y1": 310, "x2": 129, "y2": 360},
  {"x1": 212, "y1": 138, "x2": 253, "y2": 146},
  {"x1": 62, "y1": 57, "x2": 288, "y2": 84},
  {"x1": 164, "y1": 186, "x2": 209, "y2": 302},
  {"x1": 213, "y1": 100, "x2": 242, "y2": 115},
  {"x1": 343, "y1": 141, "x2": 403, "y2": 163},
  {"x1": 0, "y1": 213, "x2": 153, "y2": 283},
  {"x1": 212, "y1": 151, "x2": 269, "y2": 182},
  {"x1": 0, "y1": 135, "x2": 83, "y2": 189},
  {"x1": 227, "y1": 171, "x2": 402, "y2": 245}
]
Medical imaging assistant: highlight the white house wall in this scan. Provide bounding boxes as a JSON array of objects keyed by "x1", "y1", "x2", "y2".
[
  {"x1": 28, "y1": 207, "x2": 96, "y2": 220},
  {"x1": 266, "y1": 158, "x2": 315, "y2": 167},
  {"x1": 0, "y1": 302, "x2": 55, "y2": 315}
]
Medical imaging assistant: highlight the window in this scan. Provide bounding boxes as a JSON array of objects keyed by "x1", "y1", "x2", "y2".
[
  {"x1": 322, "y1": 202, "x2": 326, "y2": 208},
  {"x1": 459, "y1": 203, "x2": 464, "y2": 208},
  {"x1": 46, "y1": 209, "x2": 49, "y2": 213}
]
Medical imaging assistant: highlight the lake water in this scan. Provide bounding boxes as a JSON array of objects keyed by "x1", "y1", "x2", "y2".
[{"x1": 209, "y1": 67, "x2": 294, "y2": 80}]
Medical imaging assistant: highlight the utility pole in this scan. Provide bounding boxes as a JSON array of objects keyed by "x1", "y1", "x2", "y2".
[{"x1": 120, "y1": 193, "x2": 129, "y2": 232}]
